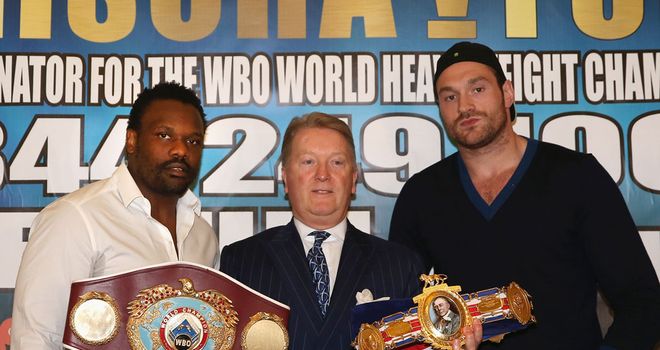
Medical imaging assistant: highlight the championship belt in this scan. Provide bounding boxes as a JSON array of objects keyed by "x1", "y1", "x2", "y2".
[
  {"x1": 353, "y1": 274, "x2": 535, "y2": 350},
  {"x1": 62, "y1": 262, "x2": 290, "y2": 350}
]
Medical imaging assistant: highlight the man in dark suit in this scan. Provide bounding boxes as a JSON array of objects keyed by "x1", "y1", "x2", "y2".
[{"x1": 220, "y1": 112, "x2": 426, "y2": 349}]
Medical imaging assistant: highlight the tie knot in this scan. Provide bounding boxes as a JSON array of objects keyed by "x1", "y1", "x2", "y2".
[{"x1": 309, "y1": 231, "x2": 330, "y2": 246}]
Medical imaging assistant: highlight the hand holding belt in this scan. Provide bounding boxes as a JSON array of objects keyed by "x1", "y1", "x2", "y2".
[{"x1": 353, "y1": 274, "x2": 535, "y2": 350}]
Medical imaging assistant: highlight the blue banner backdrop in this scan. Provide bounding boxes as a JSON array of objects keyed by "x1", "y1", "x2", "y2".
[{"x1": 1, "y1": 1, "x2": 659, "y2": 345}]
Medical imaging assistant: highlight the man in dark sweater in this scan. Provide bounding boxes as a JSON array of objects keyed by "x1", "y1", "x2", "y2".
[{"x1": 389, "y1": 42, "x2": 660, "y2": 350}]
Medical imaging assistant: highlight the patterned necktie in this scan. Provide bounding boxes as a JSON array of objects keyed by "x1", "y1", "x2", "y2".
[{"x1": 307, "y1": 230, "x2": 331, "y2": 317}]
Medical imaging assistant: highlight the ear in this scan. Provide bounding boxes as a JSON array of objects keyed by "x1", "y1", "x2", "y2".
[
  {"x1": 281, "y1": 166, "x2": 289, "y2": 194},
  {"x1": 125, "y1": 129, "x2": 138, "y2": 155},
  {"x1": 502, "y1": 80, "x2": 515, "y2": 112},
  {"x1": 351, "y1": 168, "x2": 358, "y2": 195}
]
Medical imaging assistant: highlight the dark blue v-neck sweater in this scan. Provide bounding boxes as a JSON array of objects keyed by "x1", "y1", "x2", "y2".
[{"x1": 390, "y1": 140, "x2": 660, "y2": 350}]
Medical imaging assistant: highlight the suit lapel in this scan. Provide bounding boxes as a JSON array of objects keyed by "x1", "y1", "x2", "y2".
[{"x1": 264, "y1": 220, "x2": 326, "y2": 330}]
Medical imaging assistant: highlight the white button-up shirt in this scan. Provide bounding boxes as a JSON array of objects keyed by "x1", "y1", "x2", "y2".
[{"x1": 11, "y1": 164, "x2": 218, "y2": 349}]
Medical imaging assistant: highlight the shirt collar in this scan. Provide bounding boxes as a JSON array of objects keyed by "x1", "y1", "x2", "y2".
[
  {"x1": 116, "y1": 163, "x2": 143, "y2": 208},
  {"x1": 443, "y1": 310, "x2": 455, "y2": 321},
  {"x1": 294, "y1": 217, "x2": 347, "y2": 243},
  {"x1": 115, "y1": 163, "x2": 201, "y2": 215}
]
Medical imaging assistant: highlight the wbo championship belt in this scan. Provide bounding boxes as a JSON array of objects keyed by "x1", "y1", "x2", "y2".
[
  {"x1": 62, "y1": 262, "x2": 290, "y2": 350},
  {"x1": 353, "y1": 274, "x2": 535, "y2": 350}
]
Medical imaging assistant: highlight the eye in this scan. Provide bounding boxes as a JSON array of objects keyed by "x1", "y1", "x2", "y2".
[
  {"x1": 301, "y1": 158, "x2": 314, "y2": 165},
  {"x1": 442, "y1": 94, "x2": 456, "y2": 102},
  {"x1": 187, "y1": 138, "x2": 202, "y2": 146},
  {"x1": 473, "y1": 86, "x2": 485, "y2": 94},
  {"x1": 158, "y1": 132, "x2": 171, "y2": 140},
  {"x1": 330, "y1": 158, "x2": 346, "y2": 168}
]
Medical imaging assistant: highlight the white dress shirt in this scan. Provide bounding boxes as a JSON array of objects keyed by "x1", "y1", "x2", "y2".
[
  {"x1": 10, "y1": 164, "x2": 218, "y2": 350},
  {"x1": 294, "y1": 218, "x2": 346, "y2": 297}
]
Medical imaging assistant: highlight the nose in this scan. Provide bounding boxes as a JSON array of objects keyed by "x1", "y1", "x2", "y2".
[
  {"x1": 315, "y1": 162, "x2": 329, "y2": 181},
  {"x1": 169, "y1": 138, "x2": 189, "y2": 160},
  {"x1": 457, "y1": 94, "x2": 475, "y2": 115}
]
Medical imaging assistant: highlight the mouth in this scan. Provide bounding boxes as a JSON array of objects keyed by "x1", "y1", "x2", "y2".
[
  {"x1": 458, "y1": 114, "x2": 481, "y2": 127},
  {"x1": 312, "y1": 189, "x2": 333, "y2": 194},
  {"x1": 162, "y1": 161, "x2": 190, "y2": 177}
]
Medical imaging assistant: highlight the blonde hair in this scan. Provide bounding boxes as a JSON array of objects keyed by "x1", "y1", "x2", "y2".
[{"x1": 281, "y1": 112, "x2": 356, "y2": 168}]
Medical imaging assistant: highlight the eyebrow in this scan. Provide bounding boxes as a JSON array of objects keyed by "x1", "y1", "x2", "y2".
[
  {"x1": 437, "y1": 75, "x2": 489, "y2": 95},
  {"x1": 467, "y1": 76, "x2": 488, "y2": 85},
  {"x1": 153, "y1": 124, "x2": 203, "y2": 135}
]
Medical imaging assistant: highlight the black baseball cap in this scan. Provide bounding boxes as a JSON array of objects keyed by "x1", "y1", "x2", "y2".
[{"x1": 433, "y1": 42, "x2": 516, "y2": 120}]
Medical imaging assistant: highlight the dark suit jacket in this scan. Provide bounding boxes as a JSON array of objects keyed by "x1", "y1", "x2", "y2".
[{"x1": 220, "y1": 220, "x2": 424, "y2": 349}]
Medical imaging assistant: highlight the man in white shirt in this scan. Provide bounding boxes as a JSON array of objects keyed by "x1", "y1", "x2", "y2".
[
  {"x1": 11, "y1": 82, "x2": 218, "y2": 349},
  {"x1": 220, "y1": 112, "x2": 479, "y2": 349}
]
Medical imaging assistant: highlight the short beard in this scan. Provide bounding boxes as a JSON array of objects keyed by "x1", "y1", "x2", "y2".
[
  {"x1": 151, "y1": 173, "x2": 191, "y2": 196},
  {"x1": 129, "y1": 154, "x2": 197, "y2": 198},
  {"x1": 450, "y1": 109, "x2": 507, "y2": 150}
]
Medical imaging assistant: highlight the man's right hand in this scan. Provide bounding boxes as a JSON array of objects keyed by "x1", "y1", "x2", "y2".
[{"x1": 452, "y1": 319, "x2": 482, "y2": 350}]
